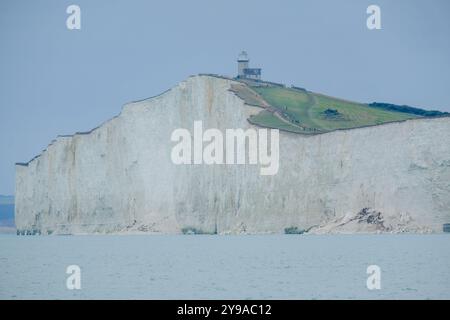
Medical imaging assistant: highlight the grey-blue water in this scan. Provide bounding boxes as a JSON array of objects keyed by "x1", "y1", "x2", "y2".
[
  {"x1": 0, "y1": 204, "x2": 14, "y2": 227},
  {"x1": 1, "y1": 234, "x2": 449, "y2": 299}
]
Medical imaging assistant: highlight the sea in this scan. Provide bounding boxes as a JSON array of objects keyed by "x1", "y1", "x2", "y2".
[{"x1": 0, "y1": 234, "x2": 449, "y2": 299}]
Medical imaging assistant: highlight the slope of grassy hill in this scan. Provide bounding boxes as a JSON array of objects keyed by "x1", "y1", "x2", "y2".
[{"x1": 233, "y1": 80, "x2": 447, "y2": 134}]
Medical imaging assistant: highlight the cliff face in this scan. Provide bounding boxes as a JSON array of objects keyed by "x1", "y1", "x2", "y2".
[{"x1": 15, "y1": 75, "x2": 450, "y2": 234}]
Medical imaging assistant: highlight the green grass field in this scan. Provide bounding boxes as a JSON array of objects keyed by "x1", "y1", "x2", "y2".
[
  {"x1": 246, "y1": 85, "x2": 421, "y2": 134},
  {"x1": 248, "y1": 110, "x2": 307, "y2": 133}
]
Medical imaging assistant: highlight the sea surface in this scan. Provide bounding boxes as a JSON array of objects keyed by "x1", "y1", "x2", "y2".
[{"x1": 0, "y1": 234, "x2": 449, "y2": 299}]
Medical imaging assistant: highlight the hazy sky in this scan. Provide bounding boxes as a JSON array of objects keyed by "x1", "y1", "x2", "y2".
[{"x1": 1, "y1": 0, "x2": 449, "y2": 194}]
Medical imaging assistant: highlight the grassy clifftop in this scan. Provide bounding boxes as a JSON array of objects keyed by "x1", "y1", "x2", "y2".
[{"x1": 233, "y1": 80, "x2": 447, "y2": 134}]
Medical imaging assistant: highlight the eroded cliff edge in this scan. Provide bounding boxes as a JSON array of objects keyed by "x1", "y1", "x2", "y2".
[{"x1": 15, "y1": 75, "x2": 450, "y2": 234}]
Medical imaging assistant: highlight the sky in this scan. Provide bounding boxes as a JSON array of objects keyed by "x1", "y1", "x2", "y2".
[{"x1": 0, "y1": 0, "x2": 450, "y2": 195}]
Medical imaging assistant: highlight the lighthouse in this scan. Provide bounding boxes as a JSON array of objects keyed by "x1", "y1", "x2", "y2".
[{"x1": 236, "y1": 51, "x2": 261, "y2": 80}]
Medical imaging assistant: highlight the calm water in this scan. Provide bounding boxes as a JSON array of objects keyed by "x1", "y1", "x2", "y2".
[{"x1": 0, "y1": 234, "x2": 449, "y2": 299}]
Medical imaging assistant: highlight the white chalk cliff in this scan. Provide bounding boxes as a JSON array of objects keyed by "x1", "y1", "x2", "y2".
[{"x1": 15, "y1": 75, "x2": 450, "y2": 234}]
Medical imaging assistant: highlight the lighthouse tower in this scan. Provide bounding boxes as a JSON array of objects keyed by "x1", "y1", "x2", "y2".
[
  {"x1": 236, "y1": 51, "x2": 261, "y2": 80},
  {"x1": 237, "y1": 51, "x2": 249, "y2": 78}
]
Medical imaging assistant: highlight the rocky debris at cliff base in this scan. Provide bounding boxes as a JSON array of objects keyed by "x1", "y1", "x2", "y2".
[{"x1": 308, "y1": 208, "x2": 434, "y2": 234}]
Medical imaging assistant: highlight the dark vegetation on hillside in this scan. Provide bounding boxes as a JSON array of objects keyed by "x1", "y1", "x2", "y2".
[
  {"x1": 368, "y1": 102, "x2": 449, "y2": 117},
  {"x1": 321, "y1": 108, "x2": 345, "y2": 120}
]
